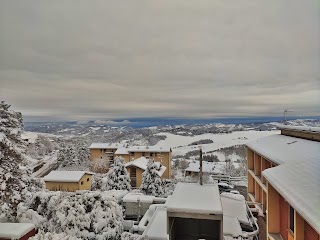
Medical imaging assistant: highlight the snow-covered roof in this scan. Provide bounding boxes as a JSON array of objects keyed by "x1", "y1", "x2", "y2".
[
  {"x1": 185, "y1": 161, "x2": 224, "y2": 174},
  {"x1": 128, "y1": 145, "x2": 171, "y2": 153},
  {"x1": 278, "y1": 125, "x2": 320, "y2": 133},
  {"x1": 0, "y1": 223, "x2": 35, "y2": 238},
  {"x1": 246, "y1": 134, "x2": 320, "y2": 165},
  {"x1": 21, "y1": 131, "x2": 38, "y2": 143},
  {"x1": 223, "y1": 215, "x2": 242, "y2": 236},
  {"x1": 43, "y1": 171, "x2": 94, "y2": 182},
  {"x1": 88, "y1": 143, "x2": 171, "y2": 153},
  {"x1": 263, "y1": 157, "x2": 320, "y2": 234},
  {"x1": 167, "y1": 182, "x2": 223, "y2": 215},
  {"x1": 124, "y1": 157, "x2": 167, "y2": 177},
  {"x1": 123, "y1": 193, "x2": 155, "y2": 204},
  {"x1": 142, "y1": 206, "x2": 168, "y2": 240},
  {"x1": 114, "y1": 147, "x2": 130, "y2": 155},
  {"x1": 221, "y1": 192, "x2": 250, "y2": 226},
  {"x1": 88, "y1": 143, "x2": 126, "y2": 149}
]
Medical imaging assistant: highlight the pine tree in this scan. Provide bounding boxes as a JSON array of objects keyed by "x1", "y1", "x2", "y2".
[
  {"x1": 0, "y1": 101, "x2": 29, "y2": 220},
  {"x1": 57, "y1": 142, "x2": 90, "y2": 171},
  {"x1": 107, "y1": 157, "x2": 131, "y2": 191},
  {"x1": 0, "y1": 101, "x2": 23, "y2": 144},
  {"x1": 76, "y1": 142, "x2": 90, "y2": 162},
  {"x1": 140, "y1": 160, "x2": 164, "y2": 197}
]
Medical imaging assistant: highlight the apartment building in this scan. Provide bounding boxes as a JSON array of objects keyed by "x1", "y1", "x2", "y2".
[
  {"x1": 246, "y1": 125, "x2": 320, "y2": 239},
  {"x1": 89, "y1": 143, "x2": 172, "y2": 179},
  {"x1": 89, "y1": 143, "x2": 127, "y2": 163}
]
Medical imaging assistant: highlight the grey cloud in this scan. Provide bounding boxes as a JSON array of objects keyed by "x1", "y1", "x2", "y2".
[{"x1": 0, "y1": 0, "x2": 319, "y2": 121}]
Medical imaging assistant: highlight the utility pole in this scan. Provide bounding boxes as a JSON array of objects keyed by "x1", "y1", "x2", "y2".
[{"x1": 199, "y1": 147, "x2": 203, "y2": 185}]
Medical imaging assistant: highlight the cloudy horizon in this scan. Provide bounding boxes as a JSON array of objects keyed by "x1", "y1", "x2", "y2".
[{"x1": 1, "y1": 0, "x2": 319, "y2": 121}]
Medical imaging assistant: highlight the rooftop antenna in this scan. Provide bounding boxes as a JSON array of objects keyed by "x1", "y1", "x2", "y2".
[
  {"x1": 283, "y1": 109, "x2": 293, "y2": 125},
  {"x1": 199, "y1": 147, "x2": 203, "y2": 185}
]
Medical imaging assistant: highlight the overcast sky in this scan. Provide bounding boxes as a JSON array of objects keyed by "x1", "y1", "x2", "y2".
[{"x1": 0, "y1": 0, "x2": 319, "y2": 121}]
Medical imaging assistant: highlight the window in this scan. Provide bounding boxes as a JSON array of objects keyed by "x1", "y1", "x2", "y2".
[
  {"x1": 130, "y1": 168, "x2": 137, "y2": 177},
  {"x1": 87, "y1": 178, "x2": 90, "y2": 182},
  {"x1": 142, "y1": 152, "x2": 145, "y2": 156},
  {"x1": 289, "y1": 205, "x2": 294, "y2": 233},
  {"x1": 130, "y1": 152, "x2": 134, "y2": 157},
  {"x1": 81, "y1": 181, "x2": 84, "y2": 185}
]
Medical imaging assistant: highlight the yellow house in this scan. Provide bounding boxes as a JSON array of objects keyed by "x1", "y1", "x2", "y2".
[
  {"x1": 89, "y1": 143, "x2": 172, "y2": 179},
  {"x1": 43, "y1": 171, "x2": 94, "y2": 192},
  {"x1": 124, "y1": 157, "x2": 167, "y2": 188},
  {"x1": 246, "y1": 125, "x2": 320, "y2": 239}
]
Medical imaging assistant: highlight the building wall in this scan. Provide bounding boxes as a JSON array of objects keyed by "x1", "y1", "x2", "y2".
[
  {"x1": 247, "y1": 147, "x2": 274, "y2": 213},
  {"x1": 279, "y1": 195, "x2": 288, "y2": 240},
  {"x1": 79, "y1": 174, "x2": 93, "y2": 190},
  {"x1": 90, "y1": 148, "x2": 117, "y2": 160},
  {"x1": 91, "y1": 147, "x2": 172, "y2": 179},
  {"x1": 90, "y1": 149, "x2": 103, "y2": 160},
  {"x1": 267, "y1": 181, "x2": 320, "y2": 240},
  {"x1": 45, "y1": 181, "x2": 80, "y2": 192},
  {"x1": 305, "y1": 221, "x2": 320, "y2": 240},
  {"x1": 127, "y1": 167, "x2": 144, "y2": 187}
]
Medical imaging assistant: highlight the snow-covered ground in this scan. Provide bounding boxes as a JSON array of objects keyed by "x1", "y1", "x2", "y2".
[{"x1": 156, "y1": 130, "x2": 280, "y2": 156}]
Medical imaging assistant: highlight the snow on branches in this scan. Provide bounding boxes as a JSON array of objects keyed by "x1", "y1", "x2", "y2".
[
  {"x1": 18, "y1": 191, "x2": 124, "y2": 239},
  {"x1": 140, "y1": 160, "x2": 164, "y2": 197},
  {"x1": 0, "y1": 101, "x2": 32, "y2": 220},
  {"x1": 0, "y1": 101, "x2": 23, "y2": 145},
  {"x1": 57, "y1": 142, "x2": 90, "y2": 171},
  {"x1": 106, "y1": 157, "x2": 131, "y2": 191}
]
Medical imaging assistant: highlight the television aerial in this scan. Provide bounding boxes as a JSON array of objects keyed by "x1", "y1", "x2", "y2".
[{"x1": 283, "y1": 109, "x2": 293, "y2": 124}]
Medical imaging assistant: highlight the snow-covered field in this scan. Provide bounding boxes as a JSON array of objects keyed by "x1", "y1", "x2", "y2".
[{"x1": 156, "y1": 130, "x2": 280, "y2": 156}]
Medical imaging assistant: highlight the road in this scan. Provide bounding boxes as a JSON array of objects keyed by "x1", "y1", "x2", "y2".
[{"x1": 31, "y1": 152, "x2": 58, "y2": 178}]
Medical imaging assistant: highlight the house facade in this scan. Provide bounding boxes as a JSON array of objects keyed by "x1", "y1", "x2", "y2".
[
  {"x1": 43, "y1": 171, "x2": 94, "y2": 192},
  {"x1": 246, "y1": 126, "x2": 320, "y2": 239},
  {"x1": 124, "y1": 157, "x2": 167, "y2": 187}
]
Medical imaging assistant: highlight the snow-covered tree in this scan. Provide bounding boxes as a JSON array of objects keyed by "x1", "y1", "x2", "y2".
[
  {"x1": 34, "y1": 135, "x2": 54, "y2": 157},
  {"x1": 90, "y1": 155, "x2": 110, "y2": 173},
  {"x1": 30, "y1": 232, "x2": 81, "y2": 240},
  {"x1": 76, "y1": 142, "x2": 90, "y2": 162},
  {"x1": 121, "y1": 232, "x2": 148, "y2": 240},
  {"x1": 18, "y1": 191, "x2": 124, "y2": 239},
  {"x1": 91, "y1": 173, "x2": 109, "y2": 191},
  {"x1": 0, "y1": 140, "x2": 29, "y2": 220},
  {"x1": 57, "y1": 145, "x2": 76, "y2": 168},
  {"x1": 0, "y1": 101, "x2": 23, "y2": 145},
  {"x1": 107, "y1": 157, "x2": 131, "y2": 191},
  {"x1": 57, "y1": 142, "x2": 90, "y2": 171},
  {"x1": 140, "y1": 160, "x2": 164, "y2": 197},
  {"x1": 0, "y1": 101, "x2": 30, "y2": 220}
]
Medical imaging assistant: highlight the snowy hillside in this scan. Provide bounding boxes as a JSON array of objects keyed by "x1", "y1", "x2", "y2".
[{"x1": 156, "y1": 130, "x2": 279, "y2": 156}]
